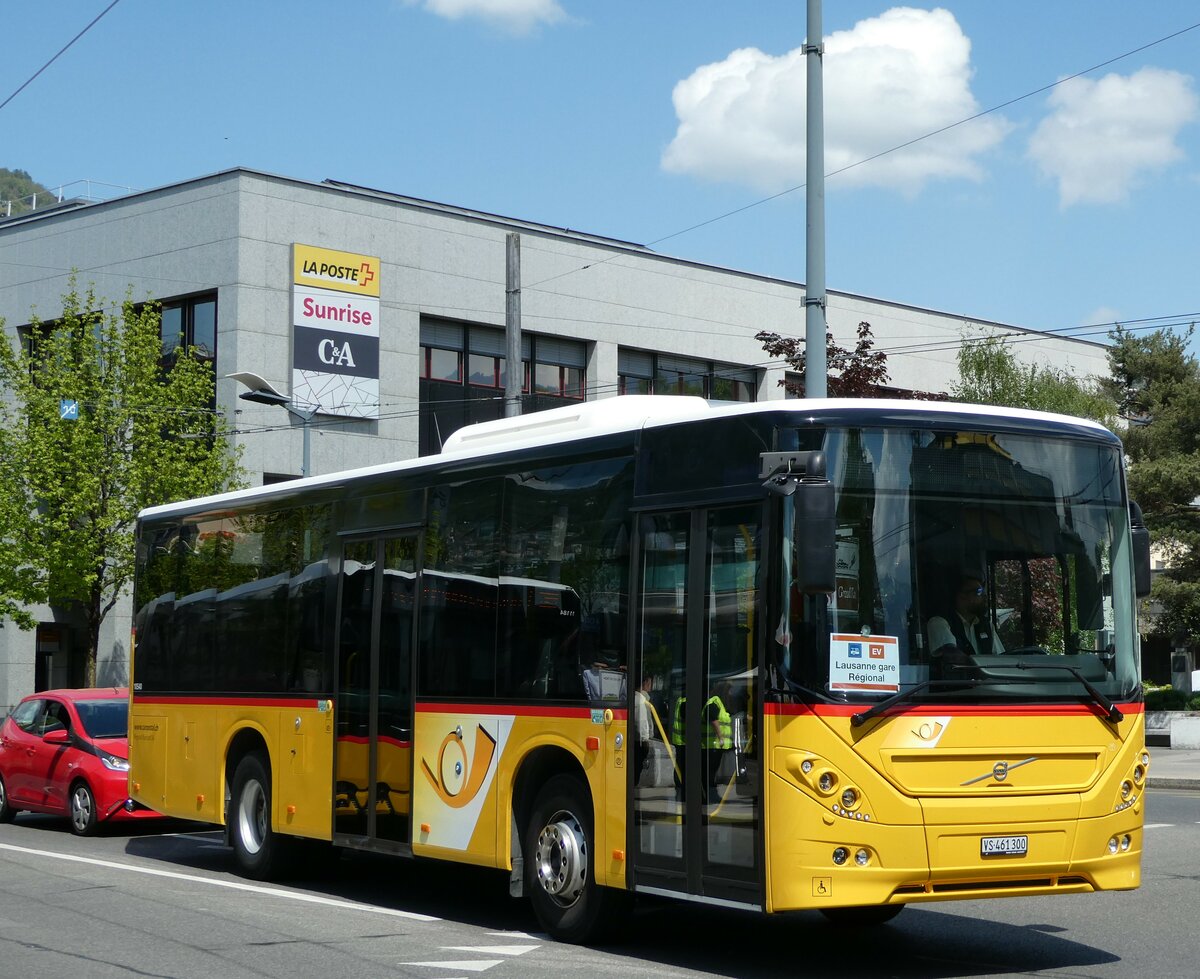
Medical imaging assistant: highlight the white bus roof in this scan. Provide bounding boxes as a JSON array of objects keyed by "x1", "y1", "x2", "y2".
[{"x1": 138, "y1": 395, "x2": 1115, "y2": 521}]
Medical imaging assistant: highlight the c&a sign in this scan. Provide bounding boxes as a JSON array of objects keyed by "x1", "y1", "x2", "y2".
[{"x1": 291, "y1": 244, "x2": 381, "y2": 419}]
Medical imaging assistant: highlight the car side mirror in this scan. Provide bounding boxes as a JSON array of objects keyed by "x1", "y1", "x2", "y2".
[{"x1": 42, "y1": 728, "x2": 70, "y2": 746}]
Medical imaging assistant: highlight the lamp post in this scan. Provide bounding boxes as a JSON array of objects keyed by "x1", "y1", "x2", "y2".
[{"x1": 227, "y1": 370, "x2": 318, "y2": 479}]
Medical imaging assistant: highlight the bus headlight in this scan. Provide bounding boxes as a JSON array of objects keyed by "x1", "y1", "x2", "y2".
[
  {"x1": 1120, "y1": 780, "x2": 1133, "y2": 799},
  {"x1": 1108, "y1": 836, "x2": 1119, "y2": 854},
  {"x1": 832, "y1": 847, "x2": 849, "y2": 866},
  {"x1": 818, "y1": 771, "x2": 837, "y2": 793},
  {"x1": 841, "y1": 787, "x2": 858, "y2": 809},
  {"x1": 854, "y1": 848, "x2": 870, "y2": 866}
]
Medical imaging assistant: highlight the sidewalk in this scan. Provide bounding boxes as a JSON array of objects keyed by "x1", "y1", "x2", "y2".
[{"x1": 1146, "y1": 746, "x2": 1200, "y2": 790}]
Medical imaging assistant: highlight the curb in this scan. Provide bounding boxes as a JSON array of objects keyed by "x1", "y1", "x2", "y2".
[{"x1": 1146, "y1": 777, "x2": 1200, "y2": 791}]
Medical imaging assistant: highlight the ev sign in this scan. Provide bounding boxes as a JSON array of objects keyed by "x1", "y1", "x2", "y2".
[
  {"x1": 291, "y1": 244, "x2": 381, "y2": 419},
  {"x1": 59, "y1": 399, "x2": 79, "y2": 421}
]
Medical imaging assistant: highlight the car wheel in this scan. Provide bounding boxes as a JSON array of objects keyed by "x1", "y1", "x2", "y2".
[
  {"x1": 230, "y1": 751, "x2": 288, "y2": 880},
  {"x1": 69, "y1": 781, "x2": 99, "y2": 836},
  {"x1": 0, "y1": 774, "x2": 16, "y2": 823},
  {"x1": 524, "y1": 773, "x2": 628, "y2": 944}
]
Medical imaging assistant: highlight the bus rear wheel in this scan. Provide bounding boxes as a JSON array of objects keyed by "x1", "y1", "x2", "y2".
[
  {"x1": 230, "y1": 751, "x2": 286, "y2": 880},
  {"x1": 524, "y1": 774, "x2": 627, "y2": 944}
]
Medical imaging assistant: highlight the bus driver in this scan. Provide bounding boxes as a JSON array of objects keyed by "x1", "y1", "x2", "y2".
[{"x1": 927, "y1": 573, "x2": 1005, "y2": 665}]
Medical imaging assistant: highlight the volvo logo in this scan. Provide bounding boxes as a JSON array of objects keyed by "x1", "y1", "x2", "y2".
[{"x1": 962, "y1": 756, "x2": 1038, "y2": 786}]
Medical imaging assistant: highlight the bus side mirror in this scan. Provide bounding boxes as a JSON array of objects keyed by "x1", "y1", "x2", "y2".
[
  {"x1": 795, "y1": 478, "x2": 836, "y2": 594},
  {"x1": 761, "y1": 450, "x2": 836, "y2": 594},
  {"x1": 1130, "y1": 501, "x2": 1151, "y2": 598}
]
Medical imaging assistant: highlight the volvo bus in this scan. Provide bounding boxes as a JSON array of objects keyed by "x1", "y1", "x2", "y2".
[{"x1": 129, "y1": 396, "x2": 1152, "y2": 942}]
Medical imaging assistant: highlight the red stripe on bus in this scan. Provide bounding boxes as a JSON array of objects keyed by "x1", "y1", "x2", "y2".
[
  {"x1": 131, "y1": 695, "x2": 323, "y2": 709},
  {"x1": 765, "y1": 701, "x2": 1144, "y2": 718},
  {"x1": 416, "y1": 702, "x2": 625, "y2": 719}
]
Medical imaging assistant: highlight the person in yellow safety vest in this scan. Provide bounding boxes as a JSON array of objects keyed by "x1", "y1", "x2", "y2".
[
  {"x1": 671, "y1": 694, "x2": 687, "y2": 802},
  {"x1": 702, "y1": 685, "x2": 733, "y2": 804},
  {"x1": 672, "y1": 684, "x2": 733, "y2": 804}
]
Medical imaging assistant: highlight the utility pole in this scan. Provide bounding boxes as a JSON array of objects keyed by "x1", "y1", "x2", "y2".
[
  {"x1": 804, "y1": 0, "x2": 828, "y2": 398},
  {"x1": 505, "y1": 232, "x2": 522, "y2": 418}
]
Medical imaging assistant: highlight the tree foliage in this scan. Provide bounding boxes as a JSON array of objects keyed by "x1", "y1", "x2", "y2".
[
  {"x1": 0, "y1": 280, "x2": 243, "y2": 683},
  {"x1": 757, "y1": 320, "x2": 943, "y2": 398},
  {"x1": 0, "y1": 167, "x2": 56, "y2": 217},
  {"x1": 950, "y1": 332, "x2": 1118, "y2": 427},
  {"x1": 1103, "y1": 324, "x2": 1200, "y2": 645}
]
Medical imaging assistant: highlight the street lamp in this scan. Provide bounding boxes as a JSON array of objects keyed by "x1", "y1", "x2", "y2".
[{"x1": 227, "y1": 370, "x2": 319, "y2": 479}]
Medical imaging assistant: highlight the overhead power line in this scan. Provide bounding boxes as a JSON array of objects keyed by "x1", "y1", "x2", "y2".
[{"x1": 0, "y1": 0, "x2": 123, "y2": 114}]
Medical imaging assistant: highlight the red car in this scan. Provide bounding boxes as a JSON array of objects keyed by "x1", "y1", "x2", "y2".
[{"x1": 0, "y1": 687, "x2": 161, "y2": 835}]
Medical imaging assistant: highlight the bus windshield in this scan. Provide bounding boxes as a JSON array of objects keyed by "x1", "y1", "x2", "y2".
[{"x1": 775, "y1": 425, "x2": 1141, "y2": 705}]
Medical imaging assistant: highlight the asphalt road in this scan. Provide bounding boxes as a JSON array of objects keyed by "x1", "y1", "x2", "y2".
[{"x1": 0, "y1": 789, "x2": 1196, "y2": 978}]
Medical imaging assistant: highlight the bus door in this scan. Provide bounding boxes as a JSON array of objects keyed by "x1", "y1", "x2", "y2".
[
  {"x1": 333, "y1": 533, "x2": 420, "y2": 851},
  {"x1": 632, "y1": 504, "x2": 761, "y2": 906}
]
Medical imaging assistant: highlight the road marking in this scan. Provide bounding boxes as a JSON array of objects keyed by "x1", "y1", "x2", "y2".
[
  {"x1": 1143, "y1": 823, "x2": 1172, "y2": 829},
  {"x1": 443, "y1": 945, "x2": 539, "y2": 955},
  {"x1": 404, "y1": 962, "x2": 502, "y2": 973},
  {"x1": 0, "y1": 842, "x2": 439, "y2": 922}
]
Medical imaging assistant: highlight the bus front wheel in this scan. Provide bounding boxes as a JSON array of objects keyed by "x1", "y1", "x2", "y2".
[
  {"x1": 230, "y1": 751, "x2": 285, "y2": 880},
  {"x1": 524, "y1": 774, "x2": 627, "y2": 944}
]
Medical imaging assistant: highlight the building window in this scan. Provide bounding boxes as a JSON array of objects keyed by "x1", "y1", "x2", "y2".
[
  {"x1": 618, "y1": 349, "x2": 756, "y2": 402},
  {"x1": 160, "y1": 294, "x2": 217, "y2": 368},
  {"x1": 418, "y1": 319, "x2": 588, "y2": 456}
]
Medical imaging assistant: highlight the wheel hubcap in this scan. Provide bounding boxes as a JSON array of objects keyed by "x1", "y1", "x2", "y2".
[
  {"x1": 237, "y1": 779, "x2": 266, "y2": 855},
  {"x1": 72, "y1": 787, "x2": 92, "y2": 831},
  {"x1": 533, "y1": 808, "x2": 587, "y2": 906}
]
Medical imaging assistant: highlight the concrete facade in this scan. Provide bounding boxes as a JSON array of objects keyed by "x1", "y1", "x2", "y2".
[{"x1": 0, "y1": 168, "x2": 1112, "y2": 710}]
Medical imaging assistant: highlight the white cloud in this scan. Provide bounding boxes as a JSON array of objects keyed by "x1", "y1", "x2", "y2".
[
  {"x1": 661, "y1": 7, "x2": 1009, "y2": 195},
  {"x1": 1027, "y1": 68, "x2": 1198, "y2": 207},
  {"x1": 1082, "y1": 307, "x2": 1121, "y2": 330},
  {"x1": 407, "y1": 0, "x2": 565, "y2": 33}
]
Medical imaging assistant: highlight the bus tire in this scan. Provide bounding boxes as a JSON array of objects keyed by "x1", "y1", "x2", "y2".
[
  {"x1": 0, "y1": 774, "x2": 16, "y2": 823},
  {"x1": 820, "y1": 904, "x2": 905, "y2": 926},
  {"x1": 524, "y1": 774, "x2": 627, "y2": 944},
  {"x1": 230, "y1": 751, "x2": 286, "y2": 880}
]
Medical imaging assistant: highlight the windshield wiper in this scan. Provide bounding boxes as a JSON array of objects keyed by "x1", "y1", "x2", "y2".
[
  {"x1": 851, "y1": 672, "x2": 980, "y2": 727},
  {"x1": 1014, "y1": 660, "x2": 1124, "y2": 723}
]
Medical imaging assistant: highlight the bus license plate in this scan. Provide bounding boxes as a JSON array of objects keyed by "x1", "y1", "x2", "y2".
[{"x1": 981, "y1": 835, "x2": 1028, "y2": 857}]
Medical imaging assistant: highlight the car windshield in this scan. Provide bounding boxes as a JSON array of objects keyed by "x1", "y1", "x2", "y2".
[
  {"x1": 75, "y1": 699, "x2": 128, "y2": 739},
  {"x1": 775, "y1": 424, "x2": 1140, "y2": 706}
]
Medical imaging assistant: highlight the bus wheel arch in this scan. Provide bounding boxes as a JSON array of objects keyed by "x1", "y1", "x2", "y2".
[
  {"x1": 225, "y1": 730, "x2": 288, "y2": 880},
  {"x1": 514, "y1": 751, "x2": 628, "y2": 944}
]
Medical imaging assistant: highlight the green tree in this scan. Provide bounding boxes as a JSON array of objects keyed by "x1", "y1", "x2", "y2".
[
  {"x1": 951, "y1": 332, "x2": 1118, "y2": 427},
  {"x1": 0, "y1": 280, "x2": 243, "y2": 684},
  {"x1": 1103, "y1": 325, "x2": 1200, "y2": 645},
  {"x1": 0, "y1": 168, "x2": 56, "y2": 217}
]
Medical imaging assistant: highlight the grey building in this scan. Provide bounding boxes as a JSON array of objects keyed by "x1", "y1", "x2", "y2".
[{"x1": 0, "y1": 167, "x2": 1110, "y2": 708}]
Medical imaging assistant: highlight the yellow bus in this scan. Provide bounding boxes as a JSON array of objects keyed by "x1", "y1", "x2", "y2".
[{"x1": 129, "y1": 396, "x2": 1152, "y2": 942}]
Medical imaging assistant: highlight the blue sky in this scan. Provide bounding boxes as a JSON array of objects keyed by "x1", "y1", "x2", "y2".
[{"x1": 5, "y1": 1, "x2": 1200, "y2": 364}]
